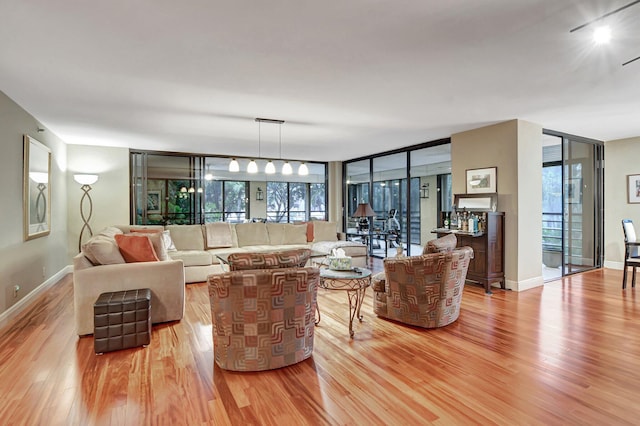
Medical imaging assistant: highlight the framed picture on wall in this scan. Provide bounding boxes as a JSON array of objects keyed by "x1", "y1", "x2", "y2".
[
  {"x1": 627, "y1": 174, "x2": 640, "y2": 204},
  {"x1": 466, "y1": 167, "x2": 497, "y2": 194},
  {"x1": 147, "y1": 190, "x2": 161, "y2": 213},
  {"x1": 566, "y1": 178, "x2": 582, "y2": 204}
]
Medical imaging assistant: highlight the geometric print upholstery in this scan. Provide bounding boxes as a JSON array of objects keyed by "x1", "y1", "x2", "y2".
[
  {"x1": 423, "y1": 233, "x2": 458, "y2": 254},
  {"x1": 208, "y1": 266, "x2": 319, "y2": 371},
  {"x1": 227, "y1": 249, "x2": 312, "y2": 271},
  {"x1": 373, "y1": 246, "x2": 473, "y2": 328}
]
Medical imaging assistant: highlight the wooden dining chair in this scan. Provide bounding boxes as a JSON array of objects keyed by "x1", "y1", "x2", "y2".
[{"x1": 622, "y1": 219, "x2": 640, "y2": 289}]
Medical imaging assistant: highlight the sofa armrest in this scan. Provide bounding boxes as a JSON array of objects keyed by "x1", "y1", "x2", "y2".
[{"x1": 73, "y1": 258, "x2": 185, "y2": 335}]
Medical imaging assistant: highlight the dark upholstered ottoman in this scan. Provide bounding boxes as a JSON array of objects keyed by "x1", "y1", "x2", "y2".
[{"x1": 94, "y1": 289, "x2": 151, "y2": 354}]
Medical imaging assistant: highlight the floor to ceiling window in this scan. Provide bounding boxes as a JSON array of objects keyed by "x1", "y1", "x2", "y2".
[
  {"x1": 131, "y1": 152, "x2": 327, "y2": 225},
  {"x1": 343, "y1": 139, "x2": 451, "y2": 258},
  {"x1": 541, "y1": 131, "x2": 604, "y2": 281}
]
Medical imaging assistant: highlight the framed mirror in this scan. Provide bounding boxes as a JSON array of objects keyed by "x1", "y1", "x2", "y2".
[{"x1": 23, "y1": 135, "x2": 51, "y2": 240}]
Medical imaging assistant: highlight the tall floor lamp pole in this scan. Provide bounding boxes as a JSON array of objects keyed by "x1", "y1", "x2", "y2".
[{"x1": 74, "y1": 174, "x2": 99, "y2": 252}]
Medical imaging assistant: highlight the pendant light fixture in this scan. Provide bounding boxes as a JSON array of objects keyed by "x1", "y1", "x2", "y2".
[
  {"x1": 265, "y1": 160, "x2": 276, "y2": 174},
  {"x1": 228, "y1": 158, "x2": 239, "y2": 172},
  {"x1": 298, "y1": 162, "x2": 309, "y2": 176},
  {"x1": 276, "y1": 120, "x2": 293, "y2": 174},
  {"x1": 282, "y1": 161, "x2": 293, "y2": 175},
  {"x1": 255, "y1": 118, "x2": 286, "y2": 174},
  {"x1": 247, "y1": 120, "x2": 260, "y2": 174}
]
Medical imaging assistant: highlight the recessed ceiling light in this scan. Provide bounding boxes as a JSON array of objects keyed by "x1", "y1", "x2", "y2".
[{"x1": 593, "y1": 25, "x2": 612, "y2": 45}]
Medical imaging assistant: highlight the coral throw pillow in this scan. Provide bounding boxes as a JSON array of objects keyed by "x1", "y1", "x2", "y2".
[
  {"x1": 305, "y1": 222, "x2": 314, "y2": 242},
  {"x1": 114, "y1": 234, "x2": 159, "y2": 263}
]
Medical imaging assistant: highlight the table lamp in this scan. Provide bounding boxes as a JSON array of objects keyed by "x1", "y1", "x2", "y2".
[{"x1": 353, "y1": 202, "x2": 375, "y2": 232}]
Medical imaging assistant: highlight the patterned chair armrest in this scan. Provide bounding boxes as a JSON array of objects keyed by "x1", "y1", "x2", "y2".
[{"x1": 371, "y1": 271, "x2": 386, "y2": 292}]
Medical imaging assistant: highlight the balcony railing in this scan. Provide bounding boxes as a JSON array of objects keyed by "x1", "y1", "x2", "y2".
[{"x1": 542, "y1": 212, "x2": 562, "y2": 251}]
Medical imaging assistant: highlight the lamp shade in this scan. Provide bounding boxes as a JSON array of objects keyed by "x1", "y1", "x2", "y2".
[
  {"x1": 265, "y1": 160, "x2": 276, "y2": 174},
  {"x1": 29, "y1": 172, "x2": 49, "y2": 184},
  {"x1": 247, "y1": 159, "x2": 258, "y2": 173},
  {"x1": 73, "y1": 174, "x2": 98, "y2": 185},
  {"x1": 282, "y1": 161, "x2": 293, "y2": 175},
  {"x1": 228, "y1": 158, "x2": 240, "y2": 172},
  {"x1": 353, "y1": 202, "x2": 375, "y2": 218},
  {"x1": 298, "y1": 162, "x2": 309, "y2": 176}
]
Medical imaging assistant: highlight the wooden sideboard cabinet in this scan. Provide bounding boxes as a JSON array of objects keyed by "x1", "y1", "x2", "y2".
[{"x1": 436, "y1": 211, "x2": 505, "y2": 294}]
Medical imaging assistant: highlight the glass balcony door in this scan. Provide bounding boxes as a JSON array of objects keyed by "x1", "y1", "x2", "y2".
[{"x1": 542, "y1": 131, "x2": 603, "y2": 279}]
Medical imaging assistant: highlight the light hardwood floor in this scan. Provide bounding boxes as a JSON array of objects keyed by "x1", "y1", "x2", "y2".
[{"x1": 1, "y1": 264, "x2": 640, "y2": 425}]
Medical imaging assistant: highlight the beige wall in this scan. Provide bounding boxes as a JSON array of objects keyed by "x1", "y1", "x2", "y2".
[
  {"x1": 66, "y1": 145, "x2": 130, "y2": 259},
  {"x1": 604, "y1": 137, "x2": 640, "y2": 269},
  {"x1": 452, "y1": 119, "x2": 543, "y2": 290},
  {"x1": 517, "y1": 121, "x2": 544, "y2": 283},
  {"x1": 0, "y1": 91, "x2": 69, "y2": 315}
]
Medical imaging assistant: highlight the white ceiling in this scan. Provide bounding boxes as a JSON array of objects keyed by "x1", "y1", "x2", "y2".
[{"x1": 1, "y1": 0, "x2": 639, "y2": 162}]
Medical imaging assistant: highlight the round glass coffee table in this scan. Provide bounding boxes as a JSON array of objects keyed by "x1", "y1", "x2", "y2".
[{"x1": 316, "y1": 267, "x2": 372, "y2": 338}]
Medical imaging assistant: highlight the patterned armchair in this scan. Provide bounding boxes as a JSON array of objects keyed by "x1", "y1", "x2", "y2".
[
  {"x1": 208, "y1": 265, "x2": 319, "y2": 371},
  {"x1": 372, "y1": 246, "x2": 474, "y2": 328}
]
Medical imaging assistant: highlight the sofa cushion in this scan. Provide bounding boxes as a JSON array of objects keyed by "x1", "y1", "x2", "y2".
[
  {"x1": 97, "y1": 226, "x2": 124, "y2": 239},
  {"x1": 266, "y1": 223, "x2": 287, "y2": 245},
  {"x1": 82, "y1": 235, "x2": 126, "y2": 265},
  {"x1": 205, "y1": 222, "x2": 233, "y2": 248},
  {"x1": 227, "y1": 249, "x2": 311, "y2": 271},
  {"x1": 424, "y1": 233, "x2": 457, "y2": 254},
  {"x1": 168, "y1": 250, "x2": 213, "y2": 267},
  {"x1": 166, "y1": 225, "x2": 205, "y2": 251},
  {"x1": 284, "y1": 224, "x2": 308, "y2": 245},
  {"x1": 114, "y1": 234, "x2": 159, "y2": 263},
  {"x1": 305, "y1": 222, "x2": 314, "y2": 242},
  {"x1": 116, "y1": 225, "x2": 164, "y2": 234},
  {"x1": 313, "y1": 221, "x2": 338, "y2": 242},
  {"x1": 128, "y1": 231, "x2": 168, "y2": 261},
  {"x1": 162, "y1": 230, "x2": 177, "y2": 252},
  {"x1": 235, "y1": 223, "x2": 269, "y2": 247}
]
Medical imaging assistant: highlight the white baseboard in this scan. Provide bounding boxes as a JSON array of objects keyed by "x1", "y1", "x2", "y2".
[
  {"x1": 505, "y1": 275, "x2": 544, "y2": 292},
  {"x1": 0, "y1": 265, "x2": 72, "y2": 330},
  {"x1": 604, "y1": 260, "x2": 624, "y2": 270}
]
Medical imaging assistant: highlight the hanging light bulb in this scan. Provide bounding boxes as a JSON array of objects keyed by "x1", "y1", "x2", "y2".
[
  {"x1": 298, "y1": 162, "x2": 309, "y2": 176},
  {"x1": 282, "y1": 161, "x2": 293, "y2": 175},
  {"x1": 228, "y1": 158, "x2": 239, "y2": 172},
  {"x1": 247, "y1": 159, "x2": 258, "y2": 173},
  {"x1": 265, "y1": 160, "x2": 276, "y2": 174}
]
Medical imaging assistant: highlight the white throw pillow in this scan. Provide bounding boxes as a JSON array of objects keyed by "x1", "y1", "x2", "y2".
[
  {"x1": 82, "y1": 235, "x2": 126, "y2": 265},
  {"x1": 163, "y1": 230, "x2": 177, "y2": 252}
]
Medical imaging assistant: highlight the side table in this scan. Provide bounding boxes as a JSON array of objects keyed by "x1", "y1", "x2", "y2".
[{"x1": 317, "y1": 267, "x2": 372, "y2": 338}]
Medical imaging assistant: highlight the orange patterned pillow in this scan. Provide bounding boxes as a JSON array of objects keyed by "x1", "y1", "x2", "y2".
[{"x1": 114, "y1": 234, "x2": 159, "y2": 263}]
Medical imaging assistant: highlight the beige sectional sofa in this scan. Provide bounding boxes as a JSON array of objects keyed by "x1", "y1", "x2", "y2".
[
  {"x1": 162, "y1": 221, "x2": 367, "y2": 283},
  {"x1": 72, "y1": 221, "x2": 365, "y2": 335}
]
